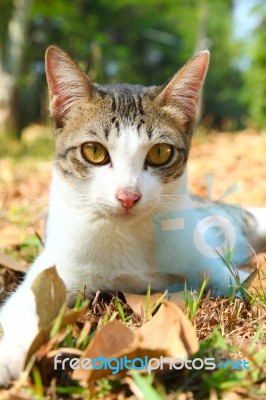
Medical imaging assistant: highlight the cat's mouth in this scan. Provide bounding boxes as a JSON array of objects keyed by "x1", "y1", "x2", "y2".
[
  {"x1": 92, "y1": 196, "x2": 159, "y2": 223},
  {"x1": 113, "y1": 207, "x2": 142, "y2": 220},
  {"x1": 114, "y1": 201, "x2": 161, "y2": 224},
  {"x1": 95, "y1": 203, "x2": 153, "y2": 223}
]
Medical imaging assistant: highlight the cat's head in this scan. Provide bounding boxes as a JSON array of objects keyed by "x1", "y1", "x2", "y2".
[{"x1": 45, "y1": 46, "x2": 209, "y2": 222}]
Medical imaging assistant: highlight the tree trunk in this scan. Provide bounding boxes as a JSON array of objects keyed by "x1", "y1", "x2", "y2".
[
  {"x1": 0, "y1": 69, "x2": 17, "y2": 133},
  {"x1": 195, "y1": 0, "x2": 209, "y2": 121},
  {"x1": 0, "y1": 0, "x2": 32, "y2": 135}
]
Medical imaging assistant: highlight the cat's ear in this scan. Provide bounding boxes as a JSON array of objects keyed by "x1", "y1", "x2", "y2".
[
  {"x1": 45, "y1": 46, "x2": 95, "y2": 128},
  {"x1": 158, "y1": 51, "x2": 209, "y2": 120}
]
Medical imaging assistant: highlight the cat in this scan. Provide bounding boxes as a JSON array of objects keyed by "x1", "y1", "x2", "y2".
[{"x1": 0, "y1": 46, "x2": 265, "y2": 386}]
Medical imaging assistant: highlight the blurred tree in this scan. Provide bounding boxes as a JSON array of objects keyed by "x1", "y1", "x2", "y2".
[
  {"x1": 20, "y1": 0, "x2": 201, "y2": 128},
  {"x1": 28, "y1": 0, "x2": 199, "y2": 82},
  {"x1": 0, "y1": 0, "x2": 254, "y2": 133},
  {"x1": 202, "y1": 0, "x2": 246, "y2": 129},
  {"x1": 242, "y1": 2, "x2": 266, "y2": 129},
  {"x1": 0, "y1": 0, "x2": 32, "y2": 134}
]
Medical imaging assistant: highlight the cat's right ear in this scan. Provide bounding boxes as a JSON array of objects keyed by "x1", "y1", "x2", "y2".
[
  {"x1": 45, "y1": 46, "x2": 95, "y2": 128},
  {"x1": 157, "y1": 51, "x2": 210, "y2": 122}
]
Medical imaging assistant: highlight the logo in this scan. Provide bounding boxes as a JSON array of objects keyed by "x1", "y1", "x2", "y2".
[
  {"x1": 53, "y1": 353, "x2": 250, "y2": 374},
  {"x1": 152, "y1": 174, "x2": 250, "y2": 294}
]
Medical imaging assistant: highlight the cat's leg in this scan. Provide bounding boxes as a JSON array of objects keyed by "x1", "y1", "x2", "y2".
[{"x1": 0, "y1": 251, "x2": 54, "y2": 386}]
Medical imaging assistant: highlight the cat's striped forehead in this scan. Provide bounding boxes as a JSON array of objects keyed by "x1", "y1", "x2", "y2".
[
  {"x1": 84, "y1": 82, "x2": 188, "y2": 143},
  {"x1": 96, "y1": 83, "x2": 151, "y2": 136},
  {"x1": 96, "y1": 84, "x2": 158, "y2": 139}
]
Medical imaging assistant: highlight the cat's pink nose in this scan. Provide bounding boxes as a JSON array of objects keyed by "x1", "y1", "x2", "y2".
[{"x1": 116, "y1": 191, "x2": 141, "y2": 209}]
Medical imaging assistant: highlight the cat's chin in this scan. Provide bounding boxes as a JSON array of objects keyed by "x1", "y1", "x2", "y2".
[{"x1": 112, "y1": 212, "x2": 145, "y2": 224}]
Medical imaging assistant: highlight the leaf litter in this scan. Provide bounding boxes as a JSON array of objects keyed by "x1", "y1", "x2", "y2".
[{"x1": 0, "y1": 129, "x2": 266, "y2": 398}]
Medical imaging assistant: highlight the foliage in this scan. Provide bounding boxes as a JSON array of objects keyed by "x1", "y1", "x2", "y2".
[
  {"x1": 242, "y1": 1, "x2": 266, "y2": 129},
  {"x1": 203, "y1": 0, "x2": 246, "y2": 128},
  {"x1": 1, "y1": 1, "x2": 266, "y2": 132}
]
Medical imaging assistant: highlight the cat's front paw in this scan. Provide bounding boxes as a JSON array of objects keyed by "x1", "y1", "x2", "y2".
[{"x1": 0, "y1": 340, "x2": 26, "y2": 387}]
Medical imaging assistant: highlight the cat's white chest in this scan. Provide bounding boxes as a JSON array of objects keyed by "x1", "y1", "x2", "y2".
[{"x1": 45, "y1": 205, "x2": 157, "y2": 297}]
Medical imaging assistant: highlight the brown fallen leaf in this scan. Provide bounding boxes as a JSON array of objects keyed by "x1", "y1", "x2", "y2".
[
  {"x1": 31, "y1": 266, "x2": 66, "y2": 331},
  {"x1": 249, "y1": 253, "x2": 266, "y2": 269},
  {"x1": 0, "y1": 253, "x2": 28, "y2": 272},
  {"x1": 24, "y1": 266, "x2": 88, "y2": 369},
  {"x1": 72, "y1": 320, "x2": 135, "y2": 382},
  {"x1": 34, "y1": 330, "x2": 74, "y2": 360},
  {"x1": 123, "y1": 290, "x2": 186, "y2": 318},
  {"x1": 135, "y1": 301, "x2": 198, "y2": 357},
  {"x1": 166, "y1": 292, "x2": 186, "y2": 312},
  {"x1": 122, "y1": 291, "x2": 165, "y2": 320},
  {"x1": 244, "y1": 262, "x2": 266, "y2": 294},
  {"x1": 24, "y1": 305, "x2": 88, "y2": 369},
  {"x1": 73, "y1": 301, "x2": 198, "y2": 383},
  {"x1": 48, "y1": 347, "x2": 83, "y2": 358}
]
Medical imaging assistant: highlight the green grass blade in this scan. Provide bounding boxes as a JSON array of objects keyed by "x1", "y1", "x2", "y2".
[
  {"x1": 131, "y1": 372, "x2": 165, "y2": 400},
  {"x1": 114, "y1": 297, "x2": 126, "y2": 323}
]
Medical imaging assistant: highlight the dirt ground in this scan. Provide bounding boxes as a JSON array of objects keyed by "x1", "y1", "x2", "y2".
[
  {"x1": 0, "y1": 128, "x2": 265, "y2": 399},
  {"x1": 189, "y1": 129, "x2": 266, "y2": 207}
]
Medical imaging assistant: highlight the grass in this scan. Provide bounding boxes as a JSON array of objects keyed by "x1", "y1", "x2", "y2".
[
  {"x1": 0, "y1": 274, "x2": 264, "y2": 399},
  {"x1": 0, "y1": 131, "x2": 266, "y2": 399},
  {"x1": 184, "y1": 276, "x2": 209, "y2": 322},
  {"x1": 0, "y1": 127, "x2": 54, "y2": 162}
]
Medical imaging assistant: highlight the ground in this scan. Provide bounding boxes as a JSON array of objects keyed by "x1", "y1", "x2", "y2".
[{"x1": 0, "y1": 127, "x2": 265, "y2": 399}]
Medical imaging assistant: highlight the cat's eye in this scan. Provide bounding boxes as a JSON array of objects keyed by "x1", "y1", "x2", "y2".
[
  {"x1": 146, "y1": 143, "x2": 173, "y2": 166},
  {"x1": 82, "y1": 142, "x2": 110, "y2": 165}
]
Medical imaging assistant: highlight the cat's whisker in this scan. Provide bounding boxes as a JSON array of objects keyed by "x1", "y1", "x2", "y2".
[
  {"x1": 155, "y1": 194, "x2": 188, "y2": 198},
  {"x1": 156, "y1": 197, "x2": 186, "y2": 205}
]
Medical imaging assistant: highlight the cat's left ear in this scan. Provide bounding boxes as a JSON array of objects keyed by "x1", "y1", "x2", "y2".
[{"x1": 158, "y1": 51, "x2": 209, "y2": 121}]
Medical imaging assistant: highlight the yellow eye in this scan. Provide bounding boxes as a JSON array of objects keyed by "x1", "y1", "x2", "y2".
[
  {"x1": 82, "y1": 142, "x2": 110, "y2": 165},
  {"x1": 146, "y1": 143, "x2": 173, "y2": 166}
]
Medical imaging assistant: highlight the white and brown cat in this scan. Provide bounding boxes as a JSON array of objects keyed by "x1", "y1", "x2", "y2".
[{"x1": 0, "y1": 46, "x2": 265, "y2": 386}]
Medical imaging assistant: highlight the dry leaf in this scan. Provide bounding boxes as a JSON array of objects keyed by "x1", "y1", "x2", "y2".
[
  {"x1": 24, "y1": 306, "x2": 88, "y2": 368},
  {"x1": 24, "y1": 266, "x2": 87, "y2": 368},
  {"x1": 122, "y1": 292, "x2": 164, "y2": 319},
  {"x1": 34, "y1": 330, "x2": 73, "y2": 360},
  {"x1": 166, "y1": 292, "x2": 186, "y2": 312},
  {"x1": 0, "y1": 253, "x2": 28, "y2": 272},
  {"x1": 72, "y1": 320, "x2": 135, "y2": 382},
  {"x1": 135, "y1": 301, "x2": 198, "y2": 357},
  {"x1": 31, "y1": 266, "x2": 66, "y2": 331},
  {"x1": 249, "y1": 252, "x2": 266, "y2": 269},
  {"x1": 73, "y1": 301, "x2": 198, "y2": 383},
  {"x1": 48, "y1": 347, "x2": 83, "y2": 358},
  {"x1": 244, "y1": 262, "x2": 266, "y2": 294}
]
